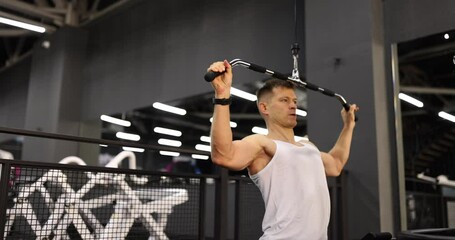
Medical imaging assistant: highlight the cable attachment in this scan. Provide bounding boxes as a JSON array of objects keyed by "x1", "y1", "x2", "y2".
[{"x1": 291, "y1": 43, "x2": 300, "y2": 81}]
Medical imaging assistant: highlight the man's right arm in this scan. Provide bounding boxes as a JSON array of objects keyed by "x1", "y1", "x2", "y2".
[{"x1": 208, "y1": 60, "x2": 260, "y2": 171}]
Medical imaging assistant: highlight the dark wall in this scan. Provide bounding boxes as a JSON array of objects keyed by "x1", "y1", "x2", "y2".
[
  {"x1": 82, "y1": 0, "x2": 303, "y2": 119},
  {"x1": 0, "y1": 57, "x2": 31, "y2": 142},
  {"x1": 305, "y1": 0, "x2": 382, "y2": 238},
  {"x1": 384, "y1": 0, "x2": 455, "y2": 44},
  {"x1": 22, "y1": 28, "x2": 88, "y2": 162}
]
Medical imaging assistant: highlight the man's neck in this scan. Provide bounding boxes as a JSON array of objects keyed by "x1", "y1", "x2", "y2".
[{"x1": 266, "y1": 124, "x2": 295, "y2": 143}]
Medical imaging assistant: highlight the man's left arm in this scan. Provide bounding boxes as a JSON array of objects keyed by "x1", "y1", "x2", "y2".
[{"x1": 321, "y1": 104, "x2": 358, "y2": 177}]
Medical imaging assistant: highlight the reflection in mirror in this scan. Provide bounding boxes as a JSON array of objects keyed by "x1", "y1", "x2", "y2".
[
  {"x1": 100, "y1": 81, "x2": 308, "y2": 175},
  {"x1": 396, "y1": 30, "x2": 455, "y2": 229}
]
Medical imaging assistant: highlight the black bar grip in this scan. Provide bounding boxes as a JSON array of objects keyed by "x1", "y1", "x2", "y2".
[
  {"x1": 304, "y1": 82, "x2": 319, "y2": 91},
  {"x1": 343, "y1": 103, "x2": 359, "y2": 122},
  {"x1": 204, "y1": 71, "x2": 223, "y2": 82},
  {"x1": 272, "y1": 72, "x2": 289, "y2": 80},
  {"x1": 248, "y1": 63, "x2": 267, "y2": 73},
  {"x1": 320, "y1": 88, "x2": 336, "y2": 97}
]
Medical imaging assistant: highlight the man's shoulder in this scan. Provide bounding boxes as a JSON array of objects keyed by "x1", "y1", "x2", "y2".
[
  {"x1": 241, "y1": 134, "x2": 275, "y2": 150},
  {"x1": 243, "y1": 134, "x2": 271, "y2": 142}
]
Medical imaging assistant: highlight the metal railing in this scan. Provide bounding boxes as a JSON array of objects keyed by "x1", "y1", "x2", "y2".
[{"x1": 0, "y1": 126, "x2": 347, "y2": 239}]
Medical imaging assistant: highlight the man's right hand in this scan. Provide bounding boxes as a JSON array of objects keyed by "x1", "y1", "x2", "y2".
[{"x1": 207, "y1": 60, "x2": 232, "y2": 98}]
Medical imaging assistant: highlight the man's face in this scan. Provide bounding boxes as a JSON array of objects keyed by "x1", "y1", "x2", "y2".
[{"x1": 266, "y1": 87, "x2": 298, "y2": 128}]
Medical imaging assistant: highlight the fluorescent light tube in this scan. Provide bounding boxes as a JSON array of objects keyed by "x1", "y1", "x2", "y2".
[
  {"x1": 0, "y1": 16, "x2": 46, "y2": 33},
  {"x1": 398, "y1": 93, "x2": 424, "y2": 108},
  {"x1": 122, "y1": 147, "x2": 145, "y2": 152},
  {"x1": 116, "y1": 132, "x2": 140, "y2": 141},
  {"x1": 100, "y1": 115, "x2": 131, "y2": 127},
  {"x1": 209, "y1": 117, "x2": 237, "y2": 128},
  {"x1": 296, "y1": 109, "x2": 307, "y2": 117},
  {"x1": 153, "y1": 127, "x2": 182, "y2": 137},
  {"x1": 200, "y1": 136, "x2": 211, "y2": 143},
  {"x1": 294, "y1": 135, "x2": 309, "y2": 142},
  {"x1": 153, "y1": 102, "x2": 186, "y2": 115},
  {"x1": 99, "y1": 144, "x2": 108, "y2": 147},
  {"x1": 158, "y1": 138, "x2": 182, "y2": 147},
  {"x1": 231, "y1": 87, "x2": 257, "y2": 101},
  {"x1": 438, "y1": 111, "x2": 455, "y2": 123},
  {"x1": 252, "y1": 126, "x2": 268, "y2": 135},
  {"x1": 192, "y1": 154, "x2": 209, "y2": 160},
  {"x1": 195, "y1": 144, "x2": 211, "y2": 152},
  {"x1": 160, "y1": 151, "x2": 180, "y2": 157}
]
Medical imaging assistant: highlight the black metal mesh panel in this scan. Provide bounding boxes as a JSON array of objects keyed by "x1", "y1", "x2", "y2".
[
  {"x1": 3, "y1": 164, "x2": 202, "y2": 240},
  {"x1": 406, "y1": 193, "x2": 445, "y2": 230},
  {"x1": 237, "y1": 179, "x2": 264, "y2": 240}
]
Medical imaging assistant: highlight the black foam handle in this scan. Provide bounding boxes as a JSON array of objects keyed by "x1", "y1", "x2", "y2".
[
  {"x1": 303, "y1": 82, "x2": 319, "y2": 91},
  {"x1": 272, "y1": 72, "x2": 289, "y2": 80},
  {"x1": 343, "y1": 103, "x2": 359, "y2": 122},
  {"x1": 320, "y1": 88, "x2": 335, "y2": 97},
  {"x1": 204, "y1": 71, "x2": 223, "y2": 82},
  {"x1": 248, "y1": 63, "x2": 267, "y2": 73}
]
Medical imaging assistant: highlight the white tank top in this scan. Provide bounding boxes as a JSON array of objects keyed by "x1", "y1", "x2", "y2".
[{"x1": 249, "y1": 140, "x2": 330, "y2": 240}]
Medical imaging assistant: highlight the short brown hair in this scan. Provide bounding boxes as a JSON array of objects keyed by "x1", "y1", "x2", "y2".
[{"x1": 256, "y1": 79, "x2": 295, "y2": 101}]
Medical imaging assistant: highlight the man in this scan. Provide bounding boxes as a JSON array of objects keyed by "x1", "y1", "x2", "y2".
[{"x1": 208, "y1": 60, "x2": 358, "y2": 239}]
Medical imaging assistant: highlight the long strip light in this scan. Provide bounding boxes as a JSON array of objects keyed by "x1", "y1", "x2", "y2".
[
  {"x1": 296, "y1": 109, "x2": 307, "y2": 117},
  {"x1": 158, "y1": 138, "x2": 182, "y2": 147},
  {"x1": 231, "y1": 87, "x2": 257, "y2": 101},
  {"x1": 209, "y1": 117, "x2": 237, "y2": 128},
  {"x1": 438, "y1": 111, "x2": 455, "y2": 123},
  {"x1": 153, "y1": 102, "x2": 186, "y2": 115},
  {"x1": 100, "y1": 115, "x2": 131, "y2": 127},
  {"x1": 122, "y1": 146, "x2": 145, "y2": 152},
  {"x1": 154, "y1": 127, "x2": 182, "y2": 137},
  {"x1": 398, "y1": 93, "x2": 424, "y2": 108},
  {"x1": 195, "y1": 144, "x2": 211, "y2": 152},
  {"x1": 295, "y1": 135, "x2": 309, "y2": 142},
  {"x1": 116, "y1": 132, "x2": 141, "y2": 141},
  {"x1": 0, "y1": 16, "x2": 46, "y2": 33},
  {"x1": 200, "y1": 136, "x2": 211, "y2": 143},
  {"x1": 192, "y1": 154, "x2": 209, "y2": 160},
  {"x1": 252, "y1": 126, "x2": 268, "y2": 135},
  {"x1": 160, "y1": 151, "x2": 180, "y2": 157},
  {"x1": 251, "y1": 127, "x2": 308, "y2": 142}
]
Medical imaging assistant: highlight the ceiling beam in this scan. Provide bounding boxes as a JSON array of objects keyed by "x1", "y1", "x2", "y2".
[
  {"x1": 0, "y1": 29, "x2": 31, "y2": 37},
  {"x1": 429, "y1": 143, "x2": 448, "y2": 152},
  {"x1": 52, "y1": 0, "x2": 68, "y2": 9},
  {"x1": 416, "y1": 154, "x2": 434, "y2": 162},
  {"x1": 37, "y1": 6, "x2": 66, "y2": 15},
  {"x1": 436, "y1": 138, "x2": 453, "y2": 148},
  {"x1": 421, "y1": 149, "x2": 442, "y2": 158},
  {"x1": 400, "y1": 86, "x2": 455, "y2": 95},
  {"x1": 399, "y1": 41, "x2": 455, "y2": 64},
  {"x1": 81, "y1": 0, "x2": 134, "y2": 25},
  {"x1": 0, "y1": 0, "x2": 63, "y2": 23},
  {"x1": 11, "y1": 36, "x2": 25, "y2": 61},
  {"x1": 89, "y1": 0, "x2": 101, "y2": 14},
  {"x1": 34, "y1": 0, "x2": 49, "y2": 7}
]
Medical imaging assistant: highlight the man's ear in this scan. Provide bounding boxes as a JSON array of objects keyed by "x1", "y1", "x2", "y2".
[{"x1": 258, "y1": 101, "x2": 269, "y2": 116}]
